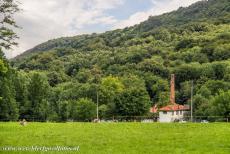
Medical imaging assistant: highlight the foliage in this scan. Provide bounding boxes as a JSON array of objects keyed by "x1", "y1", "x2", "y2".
[
  {"x1": 27, "y1": 72, "x2": 50, "y2": 121},
  {"x1": 114, "y1": 88, "x2": 151, "y2": 116},
  {"x1": 211, "y1": 90, "x2": 230, "y2": 117},
  {"x1": 0, "y1": 0, "x2": 19, "y2": 50},
  {"x1": 71, "y1": 98, "x2": 96, "y2": 121},
  {"x1": 0, "y1": 59, "x2": 7, "y2": 74}
]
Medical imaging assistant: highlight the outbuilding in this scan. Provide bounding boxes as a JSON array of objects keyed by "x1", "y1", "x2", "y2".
[
  {"x1": 159, "y1": 104, "x2": 189, "y2": 122},
  {"x1": 158, "y1": 74, "x2": 190, "y2": 122}
]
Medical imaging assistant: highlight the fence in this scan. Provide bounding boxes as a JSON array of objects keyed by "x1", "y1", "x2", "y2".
[
  {"x1": 0, "y1": 116, "x2": 229, "y2": 123},
  {"x1": 100, "y1": 116, "x2": 230, "y2": 123}
]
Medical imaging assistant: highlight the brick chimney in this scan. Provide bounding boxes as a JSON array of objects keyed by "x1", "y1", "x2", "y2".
[{"x1": 170, "y1": 74, "x2": 175, "y2": 104}]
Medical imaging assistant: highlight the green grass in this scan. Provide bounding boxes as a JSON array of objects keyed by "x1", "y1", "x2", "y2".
[{"x1": 0, "y1": 122, "x2": 230, "y2": 154}]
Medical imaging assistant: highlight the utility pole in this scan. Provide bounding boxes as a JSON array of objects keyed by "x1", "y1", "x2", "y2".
[
  {"x1": 191, "y1": 80, "x2": 194, "y2": 122},
  {"x1": 96, "y1": 89, "x2": 99, "y2": 121}
]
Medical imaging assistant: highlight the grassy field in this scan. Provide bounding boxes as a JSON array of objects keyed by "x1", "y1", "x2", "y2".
[{"x1": 0, "y1": 122, "x2": 230, "y2": 154}]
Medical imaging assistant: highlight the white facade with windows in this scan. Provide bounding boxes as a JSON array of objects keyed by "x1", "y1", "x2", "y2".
[{"x1": 159, "y1": 110, "x2": 186, "y2": 123}]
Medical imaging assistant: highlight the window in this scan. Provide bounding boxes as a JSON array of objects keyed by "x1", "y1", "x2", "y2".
[
  {"x1": 163, "y1": 111, "x2": 167, "y2": 114},
  {"x1": 172, "y1": 111, "x2": 174, "y2": 115},
  {"x1": 176, "y1": 111, "x2": 179, "y2": 115},
  {"x1": 180, "y1": 111, "x2": 182, "y2": 115}
]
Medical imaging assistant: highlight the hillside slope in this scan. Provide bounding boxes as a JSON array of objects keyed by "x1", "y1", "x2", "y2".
[
  {"x1": 14, "y1": 0, "x2": 230, "y2": 59},
  {"x1": 12, "y1": 0, "x2": 230, "y2": 112}
]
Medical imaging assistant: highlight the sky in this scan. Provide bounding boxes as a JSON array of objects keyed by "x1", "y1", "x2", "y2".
[{"x1": 6, "y1": 0, "x2": 200, "y2": 58}]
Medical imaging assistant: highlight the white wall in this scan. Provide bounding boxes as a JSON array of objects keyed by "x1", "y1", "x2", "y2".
[{"x1": 159, "y1": 111, "x2": 186, "y2": 122}]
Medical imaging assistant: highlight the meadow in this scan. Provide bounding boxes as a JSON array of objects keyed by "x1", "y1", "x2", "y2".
[{"x1": 0, "y1": 122, "x2": 230, "y2": 154}]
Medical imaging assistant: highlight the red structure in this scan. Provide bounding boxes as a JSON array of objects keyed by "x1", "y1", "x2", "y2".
[
  {"x1": 170, "y1": 74, "x2": 175, "y2": 104},
  {"x1": 150, "y1": 74, "x2": 190, "y2": 113},
  {"x1": 159, "y1": 74, "x2": 189, "y2": 111},
  {"x1": 159, "y1": 104, "x2": 189, "y2": 111}
]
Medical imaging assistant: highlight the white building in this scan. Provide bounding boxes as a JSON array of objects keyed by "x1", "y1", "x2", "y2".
[{"x1": 159, "y1": 104, "x2": 189, "y2": 122}]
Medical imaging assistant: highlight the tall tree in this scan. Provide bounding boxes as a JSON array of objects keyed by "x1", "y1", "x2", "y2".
[
  {"x1": 0, "y1": 0, "x2": 20, "y2": 50},
  {"x1": 0, "y1": 0, "x2": 19, "y2": 121},
  {"x1": 0, "y1": 71, "x2": 19, "y2": 121},
  {"x1": 114, "y1": 75, "x2": 151, "y2": 116},
  {"x1": 28, "y1": 72, "x2": 50, "y2": 121},
  {"x1": 114, "y1": 88, "x2": 150, "y2": 116},
  {"x1": 14, "y1": 71, "x2": 30, "y2": 119},
  {"x1": 212, "y1": 90, "x2": 230, "y2": 118},
  {"x1": 100, "y1": 76, "x2": 124, "y2": 105}
]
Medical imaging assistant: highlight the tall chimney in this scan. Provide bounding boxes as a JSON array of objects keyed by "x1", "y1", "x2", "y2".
[{"x1": 170, "y1": 74, "x2": 175, "y2": 104}]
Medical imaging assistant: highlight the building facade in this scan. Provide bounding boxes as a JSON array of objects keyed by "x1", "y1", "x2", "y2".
[{"x1": 159, "y1": 104, "x2": 189, "y2": 122}]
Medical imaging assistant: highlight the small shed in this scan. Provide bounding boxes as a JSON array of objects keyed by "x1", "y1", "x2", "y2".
[{"x1": 159, "y1": 104, "x2": 189, "y2": 122}]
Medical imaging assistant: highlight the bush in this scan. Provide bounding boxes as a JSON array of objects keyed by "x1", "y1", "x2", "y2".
[{"x1": 71, "y1": 98, "x2": 96, "y2": 122}]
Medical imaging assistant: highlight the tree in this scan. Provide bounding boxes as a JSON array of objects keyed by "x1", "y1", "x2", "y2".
[
  {"x1": 173, "y1": 63, "x2": 201, "y2": 84},
  {"x1": 111, "y1": 75, "x2": 151, "y2": 116},
  {"x1": 14, "y1": 71, "x2": 30, "y2": 119},
  {"x1": 47, "y1": 70, "x2": 68, "y2": 86},
  {"x1": 0, "y1": 0, "x2": 20, "y2": 121},
  {"x1": 59, "y1": 101, "x2": 69, "y2": 121},
  {"x1": 0, "y1": 59, "x2": 7, "y2": 74},
  {"x1": 203, "y1": 80, "x2": 230, "y2": 95},
  {"x1": 98, "y1": 104, "x2": 109, "y2": 119},
  {"x1": 193, "y1": 94, "x2": 211, "y2": 116},
  {"x1": 177, "y1": 81, "x2": 192, "y2": 104},
  {"x1": 181, "y1": 46, "x2": 209, "y2": 63},
  {"x1": 138, "y1": 58, "x2": 169, "y2": 77},
  {"x1": 75, "y1": 68, "x2": 92, "y2": 83},
  {"x1": 151, "y1": 28, "x2": 172, "y2": 42},
  {"x1": 0, "y1": 0, "x2": 20, "y2": 50},
  {"x1": 28, "y1": 72, "x2": 50, "y2": 121},
  {"x1": 151, "y1": 76, "x2": 169, "y2": 103},
  {"x1": 197, "y1": 86, "x2": 211, "y2": 98},
  {"x1": 212, "y1": 90, "x2": 230, "y2": 118},
  {"x1": 114, "y1": 88, "x2": 150, "y2": 116},
  {"x1": 73, "y1": 98, "x2": 96, "y2": 121},
  {"x1": 0, "y1": 74, "x2": 19, "y2": 121},
  {"x1": 100, "y1": 76, "x2": 124, "y2": 105}
]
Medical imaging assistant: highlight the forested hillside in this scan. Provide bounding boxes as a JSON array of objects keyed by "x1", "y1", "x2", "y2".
[{"x1": 1, "y1": 0, "x2": 230, "y2": 121}]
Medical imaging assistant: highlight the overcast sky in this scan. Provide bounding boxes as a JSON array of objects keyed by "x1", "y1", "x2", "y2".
[{"x1": 6, "y1": 0, "x2": 200, "y2": 58}]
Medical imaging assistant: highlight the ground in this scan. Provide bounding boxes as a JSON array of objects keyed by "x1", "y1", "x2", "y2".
[{"x1": 0, "y1": 122, "x2": 230, "y2": 154}]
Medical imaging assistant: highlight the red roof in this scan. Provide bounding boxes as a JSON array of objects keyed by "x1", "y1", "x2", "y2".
[{"x1": 159, "y1": 104, "x2": 189, "y2": 111}]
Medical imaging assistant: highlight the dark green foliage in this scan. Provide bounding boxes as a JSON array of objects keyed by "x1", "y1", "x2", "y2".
[
  {"x1": 0, "y1": 74, "x2": 18, "y2": 121},
  {"x1": 113, "y1": 76, "x2": 151, "y2": 116},
  {"x1": 193, "y1": 94, "x2": 210, "y2": 116},
  {"x1": 0, "y1": 59, "x2": 8, "y2": 74},
  {"x1": 14, "y1": 71, "x2": 30, "y2": 119},
  {"x1": 212, "y1": 90, "x2": 230, "y2": 117},
  {"x1": 59, "y1": 101, "x2": 69, "y2": 121},
  {"x1": 71, "y1": 98, "x2": 96, "y2": 121},
  {"x1": 0, "y1": 0, "x2": 19, "y2": 50},
  {"x1": 27, "y1": 72, "x2": 50, "y2": 121},
  {"x1": 114, "y1": 88, "x2": 151, "y2": 116}
]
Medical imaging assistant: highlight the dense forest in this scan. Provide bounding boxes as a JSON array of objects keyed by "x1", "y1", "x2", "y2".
[{"x1": 1, "y1": 0, "x2": 230, "y2": 121}]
